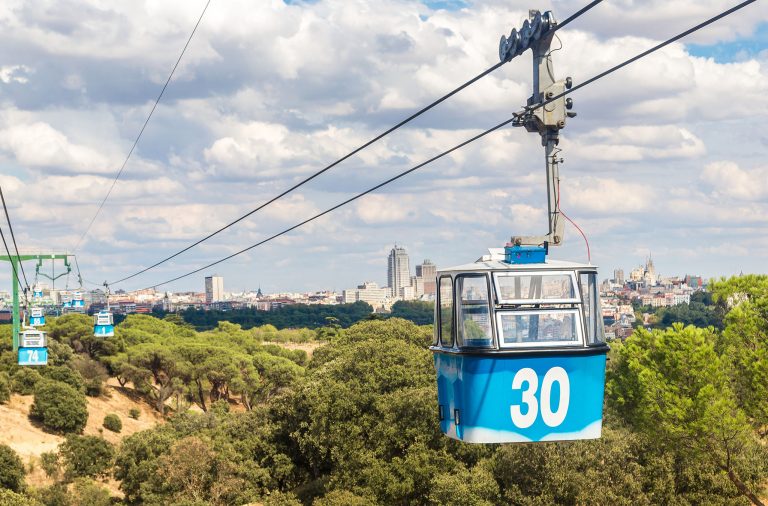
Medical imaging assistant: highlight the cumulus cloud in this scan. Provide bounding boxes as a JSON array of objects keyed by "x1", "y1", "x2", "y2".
[
  {"x1": 570, "y1": 125, "x2": 706, "y2": 161},
  {"x1": 567, "y1": 177, "x2": 653, "y2": 213},
  {"x1": 701, "y1": 161, "x2": 768, "y2": 200},
  {"x1": 0, "y1": 121, "x2": 113, "y2": 173},
  {"x1": 355, "y1": 194, "x2": 418, "y2": 224},
  {"x1": 0, "y1": 64, "x2": 31, "y2": 83},
  {"x1": 0, "y1": 0, "x2": 764, "y2": 288}
]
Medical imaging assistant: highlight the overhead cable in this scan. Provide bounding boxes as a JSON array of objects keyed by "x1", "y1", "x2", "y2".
[
  {"x1": 0, "y1": 220, "x2": 29, "y2": 307},
  {"x1": 0, "y1": 185, "x2": 30, "y2": 290},
  {"x1": 131, "y1": 0, "x2": 754, "y2": 290},
  {"x1": 72, "y1": 0, "x2": 213, "y2": 253},
  {"x1": 109, "y1": 0, "x2": 605, "y2": 285}
]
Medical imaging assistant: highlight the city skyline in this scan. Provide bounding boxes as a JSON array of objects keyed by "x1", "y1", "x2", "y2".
[{"x1": 0, "y1": 1, "x2": 765, "y2": 293}]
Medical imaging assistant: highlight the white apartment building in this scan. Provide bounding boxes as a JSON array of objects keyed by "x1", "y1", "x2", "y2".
[{"x1": 204, "y1": 275, "x2": 224, "y2": 303}]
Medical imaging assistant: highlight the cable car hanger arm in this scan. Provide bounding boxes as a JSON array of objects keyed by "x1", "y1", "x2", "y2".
[{"x1": 506, "y1": 10, "x2": 573, "y2": 251}]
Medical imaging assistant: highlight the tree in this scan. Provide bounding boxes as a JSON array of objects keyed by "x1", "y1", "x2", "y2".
[
  {"x1": 114, "y1": 429, "x2": 177, "y2": 502},
  {"x1": 389, "y1": 300, "x2": 434, "y2": 325},
  {"x1": 115, "y1": 344, "x2": 184, "y2": 415},
  {"x1": 46, "y1": 313, "x2": 119, "y2": 359},
  {"x1": 608, "y1": 325, "x2": 768, "y2": 505},
  {"x1": 30, "y1": 380, "x2": 88, "y2": 434},
  {"x1": 59, "y1": 435, "x2": 115, "y2": 479},
  {"x1": 0, "y1": 444, "x2": 25, "y2": 492},
  {"x1": 708, "y1": 276, "x2": 768, "y2": 432},
  {"x1": 283, "y1": 319, "x2": 443, "y2": 503}
]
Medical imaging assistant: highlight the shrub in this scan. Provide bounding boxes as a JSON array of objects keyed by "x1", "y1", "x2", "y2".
[
  {"x1": 72, "y1": 357, "x2": 108, "y2": 397},
  {"x1": 103, "y1": 414, "x2": 122, "y2": 433},
  {"x1": 72, "y1": 478, "x2": 112, "y2": 506},
  {"x1": 35, "y1": 483, "x2": 70, "y2": 506},
  {"x1": 84, "y1": 378, "x2": 103, "y2": 397},
  {"x1": 30, "y1": 380, "x2": 88, "y2": 434},
  {"x1": 60, "y1": 435, "x2": 115, "y2": 479},
  {"x1": 11, "y1": 367, "x2": 42, "y2": 395},
  {"x1": 0, "y1": 371, "x2": 10, "y2": 404},
  {"x1": 0, "y1": 489, "x2": 36, "y2": 506},
  {"x1": 40, "y1": 366, "x2": 85, "y2": 393},
  {"x1": 128, "y1": 407, "x2": 141, "y2": 419},
  {"x1": 0, "y1": 443, "x2": 25, "y2": 492},
  {"x1": 40, "y1": 450, "x2": 60, "y2": 479}
]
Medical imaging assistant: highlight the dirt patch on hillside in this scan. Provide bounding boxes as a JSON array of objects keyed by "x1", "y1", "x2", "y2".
[
  {"x1": 85, "y1": 382, "x2": 164, "y2": 445},
  {"x1": 0, "y1": 384, "x2": 163, "y2": 491},
  {"x1": 265, "y1": 341, "x2": 324, "y2": 358},
  {"x1": 0, "y1": 395, "x2": 61, "y2": 460}
]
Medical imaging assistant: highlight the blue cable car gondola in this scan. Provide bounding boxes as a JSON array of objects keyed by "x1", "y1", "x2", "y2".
[
  {"x1": 93, "y1": 310, "x2": 114, "y2": 337},
  {"x1": 18, "y1": 328, "x2": 48, "y2": 366},
  {"x1": 29, "y1": 306, "x2": 45, "y2": 327},
  {"x1": 431, "y1": 10, "x2": 609, "y2": 443},
  {"x1": 33, "y1": 287, "x2": 43, "y2": 299},
  {"x1": 61, "y1": 293, "x2": 72, "y2": 308},
  {"x1": 72, "y1": 291, "x2": 85, "y2": 309},
  {"x1": 431, "y1": 250, "x2": 608, "y2": 443}
]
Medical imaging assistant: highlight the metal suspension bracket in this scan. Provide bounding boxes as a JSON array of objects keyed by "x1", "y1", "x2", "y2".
[
  {"x1": 103, "y1": 281, "x2": 111, "y2": 311},
  {"x1": 505, "y1": 9, "x2": 577, "y2": 261}
]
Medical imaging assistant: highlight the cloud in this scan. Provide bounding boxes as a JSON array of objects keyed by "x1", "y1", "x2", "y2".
[
  {"x1": 0, "y1": 121, "x2": 112, "y2": 173},
  {"x1": 355, "y1": 194, "x2": 418, "y2": 224},
  {"x1": 570, "y1": 125, "x2": 705, "y2": 161},
  {"x1": 0, "y1": 64, "x2": 31, "y2": 83},
  {"x1": 566, "y1": 177, "x2": 653, "y2": 214},
  {"x1": 0, "y1": 0, "x2": 765, "y2": 289},
  {"x1": 701, "y1": 160, "x2": 768, "y2": 200}
]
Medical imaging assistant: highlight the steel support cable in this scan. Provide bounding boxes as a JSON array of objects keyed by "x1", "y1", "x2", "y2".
[
  {"x1": 108, "y1": 0, "x2": 605, "y2": 286},
  {"x1": 0, "y1": 221, "x2": 30, "y2": 308},
  {"x1": 0, "y1": 185, "x2": 30, "y2": 289},
  {"x1": 139, "y1": 117, "x2": 516, "y2": 290},
  {"x1": 72, "y1": 0, "x2": 213, "y2": 253},
  {"x1": 133, "y1": 0, "x2": 754, "y2": 291}
]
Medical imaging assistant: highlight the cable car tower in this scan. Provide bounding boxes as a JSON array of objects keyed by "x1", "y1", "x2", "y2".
[
  {"x1": 0, "y1": 252, "x2": 71, "y2": 354},
  {"x1": 431, "y1": 10, "x2": 609, "y2": 443}
]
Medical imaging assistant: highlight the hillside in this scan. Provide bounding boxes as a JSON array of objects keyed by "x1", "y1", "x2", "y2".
[{"x1": 0, "y1": 382, "x2": 163, "y2": 490}]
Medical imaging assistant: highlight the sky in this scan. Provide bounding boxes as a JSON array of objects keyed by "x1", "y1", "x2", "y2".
[{"x1": 0, "y1": 0, "x2": 767, "y2": 294}]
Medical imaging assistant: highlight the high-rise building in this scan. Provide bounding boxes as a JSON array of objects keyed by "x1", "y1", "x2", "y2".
[
  {"x1": 387, "y1": 245, "x2": 411, "y2": 298},
  {"x1": 613, "y1": 269, "x2": 624, "y2": 285},
  {"x1": 416, "y1": 259, "x2": 437, "y2": 295},
  {"x1": 205, "y1": 275, "x2": 224, "y2": 303}
]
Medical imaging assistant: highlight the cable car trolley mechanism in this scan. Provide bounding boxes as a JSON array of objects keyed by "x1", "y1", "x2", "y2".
[{"x1": 431, "y1": 9, "x2": 609, "y2": 444}]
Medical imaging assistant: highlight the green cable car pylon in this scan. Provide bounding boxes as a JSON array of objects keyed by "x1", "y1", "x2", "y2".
[{"x1": 1, "y1": 253, "x2": 71, "y2": 352}]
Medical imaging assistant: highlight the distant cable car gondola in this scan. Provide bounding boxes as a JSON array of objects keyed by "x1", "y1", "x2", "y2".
[
  {"x1": 72, "y1": 291, "x2": 85, "y2": 309},
  {"x1": 18, "y1": 327, "x2": 48, "y2": 366},
  {"x1": 93, "y1": 309, "x2": 115, "y2": 337},
  {"x1": 94, "y1": 283, "x2": 114, "y2": 337},
  {"x1": 431, "y1": 10, "x2": 608, "y2": 443},
  {"x1": 33, "y1": 287, "x2": 43, "y2": 299},
  {"x1": 29, "y1": 306, "x2": 45, "y2": 327}
]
